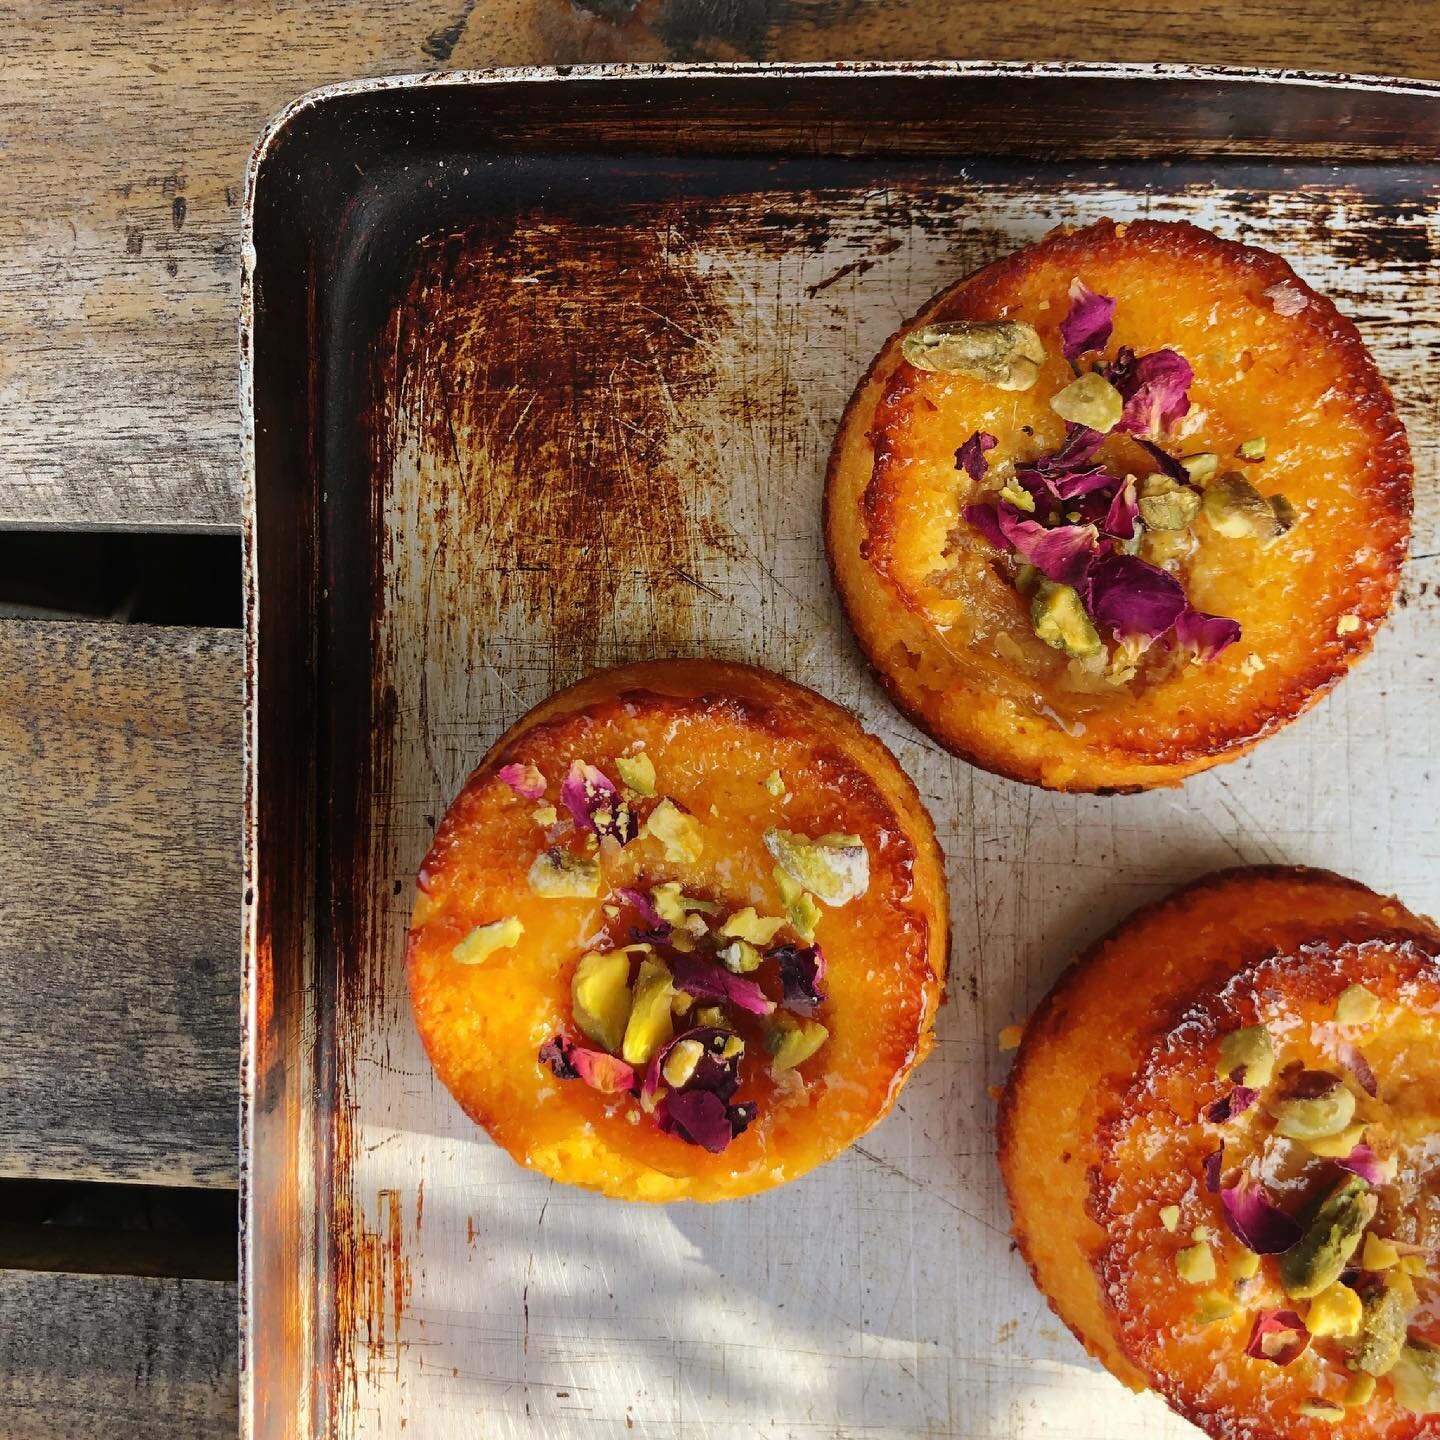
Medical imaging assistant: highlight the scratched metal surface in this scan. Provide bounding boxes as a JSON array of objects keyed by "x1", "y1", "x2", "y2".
[{"x1": 313, "y1": 154, "x2": 1440, "y2": 1439}]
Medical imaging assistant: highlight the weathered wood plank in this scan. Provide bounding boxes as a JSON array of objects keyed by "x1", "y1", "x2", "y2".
[
  {"x1": 0, "y1": 1270, "x2": 236, "y2": 1440},
  {"x1": 1, "y1": 0, "x2": 1438, "y2": 528},
  {"x1": 0, "y1": 620, "x2": 241, "y2": 1187}
]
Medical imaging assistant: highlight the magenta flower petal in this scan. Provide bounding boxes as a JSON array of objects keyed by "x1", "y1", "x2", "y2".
[
  {"x1": 612, "y1": 885, "x2": 670, "y2": 938},
  {"x1": 1051, "y1": 466, "x2": 1117, "y2": 502},
  {"x1": 1135, "y1": 437, "x2": 1189, "y2": 483},
  {"x1": 669, "y1": 953, "x2": 774, "y2": 1017},
  {"x1": 1115, "y1": 348, "x2": 1193, "y2": 438},
  {"x1": 497, "y1": 761, "x2": 546, "y2": 801},
  {"x1": 644, "y1": 1025, "x2": 743, "y2": 1100},
  {"x1": 771, "y1": 944, "x2": 827, "y2": 1013},
  {"x1": 1174, "y1": 608, "x2": 1242, "y2": 663},
  {"x1": 1335, "y1": 1142, "x2": 1386, "y2": 1187},
  {"x1": 1339, "y1": 1044, "x2": 1379, "y2": 1098},
  {"x1": 1083, "y1": 551, "x2": 1186, "y2": 641},
  {"x1": 963, "y1": 502, "x2": 1009, "y2": 550},
  {"x1": 1103, "y1": 478, "x2": 1139, "y2": 540},
  {"x1": 658, "y1": 1089, "x2": 755, "y2": 1152},
  {"x1": 560, "y1": 760, "x2": 636, "y2": 845},
  {"x1": 1203, "y1": 1146, "x2": 1225, "y2": 1192},
  {"x1": 1221, "y1": 1178, "x2": 1302, "y2": 1254},
  {"x1": 1245, "y1": 1310, "x2": 1311, "y2": 1367},
  {"x1": 1204, "y1": 1086, "x2": 1258, "y2": 1124},
  {"x1": 997, "y1": 506, "x2": 1098, "y2": 585},
  {"x1": 955, "y1": 430, "x2": 998, "y2": 481},
  {"x1": 538, "y1": 1036, "x2": 635, "y2": 1094},
  {"x1": 1060, "y1": 278, "x2": 1117, "y2": 361}
]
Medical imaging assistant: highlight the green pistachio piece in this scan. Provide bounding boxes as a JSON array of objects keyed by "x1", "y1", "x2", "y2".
[
  {"x1": 1216, "y1": 1025, "x2": 1275, "y2": 1087},
  {"x1": 614, "y1": 752, "x2": 656, "y2": 796},
  {"x1": 901, "y1": 320, "x2": 1045, "y2": 391},
  {"x1": 773, "y1": 867, "x2": 821, "y2": 943},
  {"x1": 571, "y1": 949, "x2": 633, "y2": 1054},
  {"x1": 1050, "y1": 371, "x2": 1124, "y2": 433},
  {"x1": 693, "y1": 1004, "x2": 726, "y2": 1029},
  {"x1": 1137, "y1": 474, "x2": 1203, "y2": 532},
  {"x1": 451, "y1": 916, "x2": 523, "y2": 965},
  {"x1": 1237, "y1": 436, "x2": 1267, "y2": 461},
  {"x1": 1180, "y1": 451, "x2": 1219, "y2": 484},
  {"x1": 763, "y1": 769, "x2": 784, "y2": 797},
  {"x1": 1193, "y1": 1290, "x2": 1237, "y2": 1325},
  {"x1": 1353, "y1": 1283, "x2": 1410, "y2": 1377},
  {"x1": 717, "y1": 939, "x2": 762, "y2": 974},
  {"x1": 1279, "y1": 1177, "x2": 1378, "y2": 1300},
  {"x1": 718, "y1": 908, "x2": 787, "y2": 945},
  {"x1": 1268, "y1": 1070, "x2": 1357, "y2": 1142},
  {"x1": 1390, "y1": 1342, "x2": 1440, "y2": 1414},
  {"x1": 766, "y1": 1014, "x2": 829, "y2": 1072},
  {"x1": 764, "y1": 829, "x2": 869, "y2": 907},
  {"x1": 1336, "y1": 984, "x2": 1380, "y2": 1026},
  {"x1": 643, "y1": 799, "x2": 703, "y2": 863},
  {"x1": 998, "y1": 480, "x2": 1036, "y2": 513},
  {"x1": 661, "y1": 1037, "x2": 705, "y2": 1089},
  {"x1": 650, "y1": 881, "x2": 719, "y2": 928},
  {"x1": 528, "y1": 847, "x2": 601, "y2": 898},
  {"x1": 620, "y1": 957, "x2": 676, "y2": 1067},
  {"x1": 1344, "y1": 1373, "x2": 1376, "y2": 1407},
  {"x1": 1031, "y1": 581, "x2": 1104, "y2": 661},
  {"x1": 1203, "y1": 472, "x2": 1280, "y2": 540},
  {"x1": 1296, "y1": 1401, "x2": 1344, "y2": 1423},
  {"x1": 1176, "y1": 1242, "x2": 1216, "y2": 1285}
]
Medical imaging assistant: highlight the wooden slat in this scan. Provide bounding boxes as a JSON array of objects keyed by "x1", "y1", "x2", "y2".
[
  {"x1": 1, "y1": 0, "x2": 1439, "y2": 528},
  {"x1": 0, "y1": 1270, "x2": 236, "y2": 1440},
  {"x1": 0, "y1": 620, "x2": 241, "y2": 1187}
]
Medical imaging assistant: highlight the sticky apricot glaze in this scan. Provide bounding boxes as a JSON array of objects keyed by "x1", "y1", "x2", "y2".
[
  {"x1": 406, "y1": 660, "x2": 948, "y2": 1202},
  {"x1": 825, "y1": 220, "x2": 1411, "y2": 791},
  {"x1": 998, "y1": 867, "x2": 1440, "y2": 1436}
]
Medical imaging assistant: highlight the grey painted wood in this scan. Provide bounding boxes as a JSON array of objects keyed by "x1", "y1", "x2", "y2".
[{"x1": 0, "y1": 620, "x2": 241, "y2": 1187}]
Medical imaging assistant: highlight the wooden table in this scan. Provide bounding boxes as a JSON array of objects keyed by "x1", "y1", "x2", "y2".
[{"x1": 2, "y1": 3, "x2": 1436, "y2": 1434}]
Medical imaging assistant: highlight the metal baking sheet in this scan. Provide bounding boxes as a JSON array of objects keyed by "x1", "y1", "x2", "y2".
[{"x1": 241, "y1": 62, "x2": 1440, "y2": 1440}]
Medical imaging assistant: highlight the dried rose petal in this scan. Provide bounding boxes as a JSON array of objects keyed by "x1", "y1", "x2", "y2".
[
  {"x1": 1049, "y1": 467, "x2": 1117, "y2": 503},
  {"x1": 1103, "y1": 478, "x2": 1139, "y2": 540},
  {"x1": 538, "y1": 1035, "x2": 579, "y2": 1080},
  {"x1": 1083, "y1": 551, "x2": 1186, "y2": 641},
  {"x1": 1205, "y1": 1086, "x2": 1258, "y2": 1124},
  {"x1": 669, "y1": 953, "x2": 774, "y2": 1017},
  {"x1": 1245, "y1": 1309, "x2": 1310, "y2": 1366},
  {"x1": 538, "y1": 1036, "x2": 635, "y2": 1093},
  {"x1": 955, "y1": 430, "x2": 998, "y2": 481},
  {"x1": 1204, "y1": 1146, "x2": 1225, "y2": 1192},
  {"x1": 771, "y1": 944, "x2": 827, "y2": 1012},
  {"x1": 997, "y1": 507, "x2": 1098, "y2": 585},
  {"x1": 1335, "y1": 1142, "x2": 1387, "y2": 1187},
  {"x1": 613, "y1": 885, "x2": 670, "y2": 937},
  {"x1": 1135, "y1": 437, "x2": 1190, "y2": 483},
  {"x1": 644, "y1": 1025, "x2": 742, "y2": 1100},
  {"x1": 1060, "y1": 278, "x2": 1116, "y2": 361},
  {"x1": 963, "y1": 502, "x2": 1009, "y2": 550},
  {"x1": 1175, "y1": 608, "x2": 1242, "y2": 663},
  {"x1": 560, "y1": 760, "x2": 636, "y2": 845},
  {"x1": 1114, "y1": 348, "x2": 1193, "y2": 438},
  {"x1": 1221, "y1": 1177, "x2": 1302, "y2": 1254},
  {"x1": 1340, "y1": 1044, "x2": 1379, "y2": 1098},
  {"x1": 659, "y1": 1089, "x2": 754, "y2": 1153},
  {"x1": 497, "y1": 761, "x2": 546, "y2": 800}
]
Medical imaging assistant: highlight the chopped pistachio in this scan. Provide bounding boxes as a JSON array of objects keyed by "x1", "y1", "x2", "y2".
[
  {"x1": 661, "y1": 1038, "x2": 704, "y2": 1089},
  {"x1": 999, "y1": 480, "x2": 1037, "y2": 513},
  {"x1": 767, "y1": 1015, "x2": 829, "y2": 1072},
  {"x1": 1014, "y1": 562, "x2": 1041, "y2": 594},
  {"x1": 1269, "y1": 1072, "x2": 1356, "y2": 1142},
  {"x1": 669, "y1": 931, "x2": 696, "y2": 954},
  {"x1": 1237, "y1": 436, "x2": 1267, "y2": 461},
  {"x1": 571, "y1": 949, "x2": 634, "y2": 1053},
  {"x1": 1344, "y1": 1374, "x2": 1376, "y2": 1407},
  {"x1": 764, "y1": 828, "x2": 869, "y2": 907},
  {"x1": 773, "y1": 866, "x2": 821, "y2": 942},
  {"x1": 643, "y1": 799, "x2": 703, "y2": 863},
  {"x1": 1176, "y1": 1242, "x2": 1216, "y2": 1285},
  {"x1": 671, "y1": 991, "x2": 694, "y2": 1016},
  {"x1": 650, "y1": 881, "x2": 719, "y2": 927},
  {"x1": 763, "y1": 769, "x2": 784, "y2": 797},
  {"x1": 1307, "y1": 1282, "x2": 1363, "y2": 1339},
  {"x1": 1390, "y1": 1343, "x2": 1440, "y2": 1414},
  {"x1": 1230, "y1": 1251, "x2": 1262, "y2": 1282},
  {"x1": 901, "y1": 319, "x2": 1045, "y2": 391},
  {"x1": 1049, "y1": 371, "x2": 1124, "y2": 432},
  {"x1": 1337, "y1": 613, "x2": 1361, "y2": 636},
  {"x1": 614, "y1": 752, "x2": 656, "y2": 796},
  {"x1": 1355, "y1": 1284, "x2": 1411, "y2": 1377},
  {"x1": 1280, "y1": 1177, "x2": 1378, "y2": 1300},
  {"x1": 1216, "y1": 1025, "x2": 1275, "y2": 1087},
  {"x1": 1159, "y1": 1204, "x2": 1181, "y2": 1233},
  {"x1": 1180, "y1": 451, "x2": 1219, "y2": 484},
  {"x1": 1336, "y1": 983, "x2": 1380, "y2": 1026},
  {"x1": 693, "y1": 1005, "x2": 726, "y2": 1029},
  {"x1": 717, "y1": 939, "x2": 762, "y2": 974},
  {"x1": 1193, "y1": 1290, "x2": 1237, "y2": 1325},
  {"x1": 1137, "y1": 474, "x2": 1202, "y2": 531},
  {"x1": 451, "y1": 916, "x2": 523, "y2": 965},
  {"x1": 1306, "y1": 1123, "x2": 1367, "y2": 1159},
  {"x1": 1031, "y1": 581, "x2": 1104, "y2": 661},
  {"x1": 530, "y1": 846, "x2": 601, "y2": 898},
  {"x1": 1296, "y1": 1401, "x2": 1344, "y2": 1423},
  {"x1": 620, "y1": 957, "x2": 676, "y2": 1066},
  {"x1": 720, "y1": 1035, "x2": 744, "y2": 1061},
  {"x1": 1399, "y1": 1255, "x2": 1428, "y2": 1278},
  {"x1": 1361, "y1": 1233, "x2": 1401, "y2": 1271},
  {"x1": 1203, "y1": 472, "x2": 1280, "y2": 540},
  {"x1": 998, "y1": 1024, "x2": 1024, "y2": 1052},
  {"x1": 719, "y1": 907, "x2": 787, "y2": 946},
  {"x1": 532, "y1": 802, "x2": 559, "y2": 827}
]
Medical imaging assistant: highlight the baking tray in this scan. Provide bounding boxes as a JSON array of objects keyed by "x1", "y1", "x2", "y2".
[{"x1": 241, "y1": 62, "x2": 1440, "y2": 1440}]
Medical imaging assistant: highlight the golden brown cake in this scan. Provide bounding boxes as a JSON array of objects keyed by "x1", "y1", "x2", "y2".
[
  {"x1": 406, "y1": 659, "x2": 948, "y2": 1202},
  {"x1": 998, "y1": 867, "x2": 1440, "y2": 1435},
  {"x1": 826, "y1": 220, "x2": 1412, "y2": 792}
]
